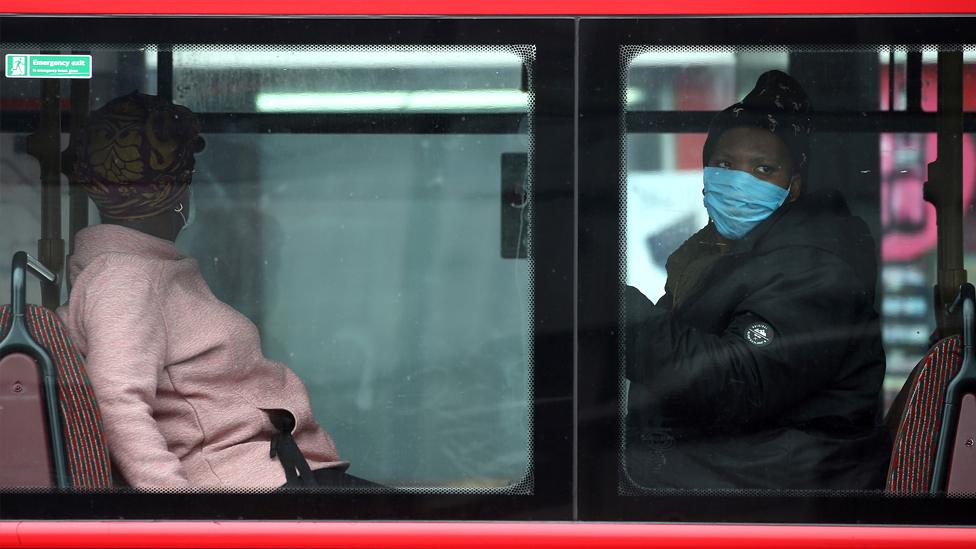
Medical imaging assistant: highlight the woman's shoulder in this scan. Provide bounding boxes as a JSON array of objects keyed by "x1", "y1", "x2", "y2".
[
  {"x1": 76, "y1": 252, "x2": 168, "y2": 288},
  {"x1": 67, "y1": 253, "x2": 187, "y2": 320},
  {"x1": 69, "y1": 224, "x2": 186, "y2": 289}
]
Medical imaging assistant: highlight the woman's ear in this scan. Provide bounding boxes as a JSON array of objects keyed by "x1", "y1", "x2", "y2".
[{"x1": 787, "y1": 174, "x2": 802, "y2": 203}]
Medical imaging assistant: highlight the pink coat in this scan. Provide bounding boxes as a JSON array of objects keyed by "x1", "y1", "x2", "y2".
[{"x1": 58, "y1": 224, "x2": 346, "y2": 489}]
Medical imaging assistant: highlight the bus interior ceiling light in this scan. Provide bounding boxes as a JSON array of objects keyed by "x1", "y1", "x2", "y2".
[
  {"x1": 146, "y1": 49, "x2": 775, "y2": 71},
  {"x1": 146, "y1": 50, "x2": 526, "y2": 70},
  {"x1": 254, "y1": 90, "x2": 528, "y2": 112},
  {"x1": 255, "y1": 88, "x2": 645, "y2": 112}
]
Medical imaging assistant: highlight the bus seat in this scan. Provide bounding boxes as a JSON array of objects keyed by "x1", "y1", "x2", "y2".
[
  {"x1": 0, "y1": 345, "x2": 52, "y2": 486},
  {"x1": 885, "y1": 335, "x2": 962, "y2": 494},
  {"x1": 0, "y1": 253, "x2": 113, "y2": 490},
  {"x1": 886, "y1": 283, "x2": 976, "y2": 494},
  {"x1": 947, "y1": 393, "x2": 976, "y2": 492}
]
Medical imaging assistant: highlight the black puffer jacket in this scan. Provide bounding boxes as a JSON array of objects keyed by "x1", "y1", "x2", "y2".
[{"x1": 624, "y1": 190, "x2": 891, "y2": 490}]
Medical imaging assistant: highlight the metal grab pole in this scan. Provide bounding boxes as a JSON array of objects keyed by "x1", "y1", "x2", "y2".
[
  {"x1": 25, "y1": 77, "x2": 65, "y2": 311},
  {"x1": 63, "y1": 66, "x2": 92, "y2": 290},
  {"x1": 924, "y1": 51, "x2": 967, "y2": 339}
]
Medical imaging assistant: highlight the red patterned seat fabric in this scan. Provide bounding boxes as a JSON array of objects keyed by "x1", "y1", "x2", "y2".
[
  {"x1": 886, "y1": 336, "x2": 962, "y2": 494},
  {"x1": 0, "y1": 304, "x2": 113, "y2": 489}
]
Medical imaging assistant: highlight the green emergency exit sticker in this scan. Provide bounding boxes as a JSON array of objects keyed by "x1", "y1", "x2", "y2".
[{"x1": 5, "y1": 54, "x2": 92, "y2": 79}]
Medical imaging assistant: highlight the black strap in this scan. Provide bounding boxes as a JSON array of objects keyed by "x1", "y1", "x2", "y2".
[{"x1": 268, "y1": 410, "x2": 318, "y2": 487}]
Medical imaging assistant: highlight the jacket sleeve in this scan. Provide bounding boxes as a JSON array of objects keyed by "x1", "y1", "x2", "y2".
[
  {"x1": 80, "y1": 260, "x2": 191, "y2": 489},
  {"x1": 625, "y1": 246, "x2": 867, "y2": 428}
]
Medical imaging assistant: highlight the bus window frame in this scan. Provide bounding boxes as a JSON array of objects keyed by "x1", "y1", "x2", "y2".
[
  {"x1": 578, "y1": 15, "x2": 976, "y2": 525},
  {"x1": 0, "y1": 15, "x2": 576, "y2": 521},
  {"x1": 5, "y1": 0, "x2": 976, "y2": 15},
  {"x1": 3, "y1": 12, "x2": 976, "y2": 528}
]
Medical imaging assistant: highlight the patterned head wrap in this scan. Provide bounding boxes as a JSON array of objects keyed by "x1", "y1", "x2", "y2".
[
  {"x1": 73, "y1": 92, "x2": 205, "y2": 220},
  {"x1": 702, "y1": 70, "x2": 813, "y2": 178}
]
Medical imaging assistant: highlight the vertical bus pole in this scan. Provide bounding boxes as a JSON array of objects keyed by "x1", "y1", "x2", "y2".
[
  {"x1": 158, "y1": 46, "x2": 173, "y2": 101},
  {"x1": 925, "y1": 51, "x2": 967, "y2": 339},
  {"x1": 26, "y1": 78, "x2": 64, "y2": 311},
  {"x1": 906, "y1": 51, "x2": 923, "y2": 113},
  {"x1": 63, "y1": 65, "x2": 91, "y2": 290}
]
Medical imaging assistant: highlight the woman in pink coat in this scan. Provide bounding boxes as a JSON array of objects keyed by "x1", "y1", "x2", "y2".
[{"x1": 58, "y1": 92, "x2": 370, "y2": 490}]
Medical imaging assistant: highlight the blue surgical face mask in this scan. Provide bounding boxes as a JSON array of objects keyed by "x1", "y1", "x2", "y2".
[{"x1": 702, "y1": 166, "x2": 789, "y2": 240}]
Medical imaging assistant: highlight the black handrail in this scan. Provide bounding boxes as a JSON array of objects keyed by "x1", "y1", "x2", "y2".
[
  {"x1": 930, "y1": 283, "x2": 976, "y2": 493},
  {"x1": 24, "y1": 69, "x2": 64, "y2": 311},
  {"x1": 64, "y1": 63, "x2": 91, "y2": 293},
  {"x1": 0, "y1": 251, "x2": 69, "y2": 488},
  {"x1": 926, "y1": 51, "x2": 967, "y2": 339}
]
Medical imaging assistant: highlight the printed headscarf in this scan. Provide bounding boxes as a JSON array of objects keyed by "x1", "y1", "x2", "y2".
[
  {"x1": 73, "y1": 92, "x2": 205, "y2": 220},
  {"x1": 702, "y1": 70, "x2": 813, "y2": 178}
]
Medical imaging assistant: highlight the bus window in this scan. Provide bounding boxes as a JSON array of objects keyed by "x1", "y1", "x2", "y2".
[
  {"x1": 1, "y1": 41, "x2": 536, "y2": 491},
  {"x1": 613, "y1": 42, "x2": 975, "y2": 496}
]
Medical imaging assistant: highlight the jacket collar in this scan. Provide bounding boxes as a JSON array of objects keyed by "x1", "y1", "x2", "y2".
[{"x1": 69, "y1": 224, "x2": 182, "y2": 283}]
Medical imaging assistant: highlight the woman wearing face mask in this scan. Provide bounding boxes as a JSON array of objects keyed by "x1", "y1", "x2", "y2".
[
  {"x1": 58, "y1": 92, "x2": 371, "y2": 490},
  {"x1": 624, "y1": 71, "x2": 890, "y2": 489}
]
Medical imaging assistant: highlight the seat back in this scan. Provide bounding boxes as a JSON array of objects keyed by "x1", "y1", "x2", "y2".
[
  {"x1": 0, "y1": 304, "x2": 112, "y2": 489},
  {"x1": 946, "y1": 393, "x2": 976, "y2": 491},
  {"x1": 885, "y1": 336, "x2": 962, "y2": 494},
  {"x1": 0, "y1": 346, "x2": 53, "y2": 486}
]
